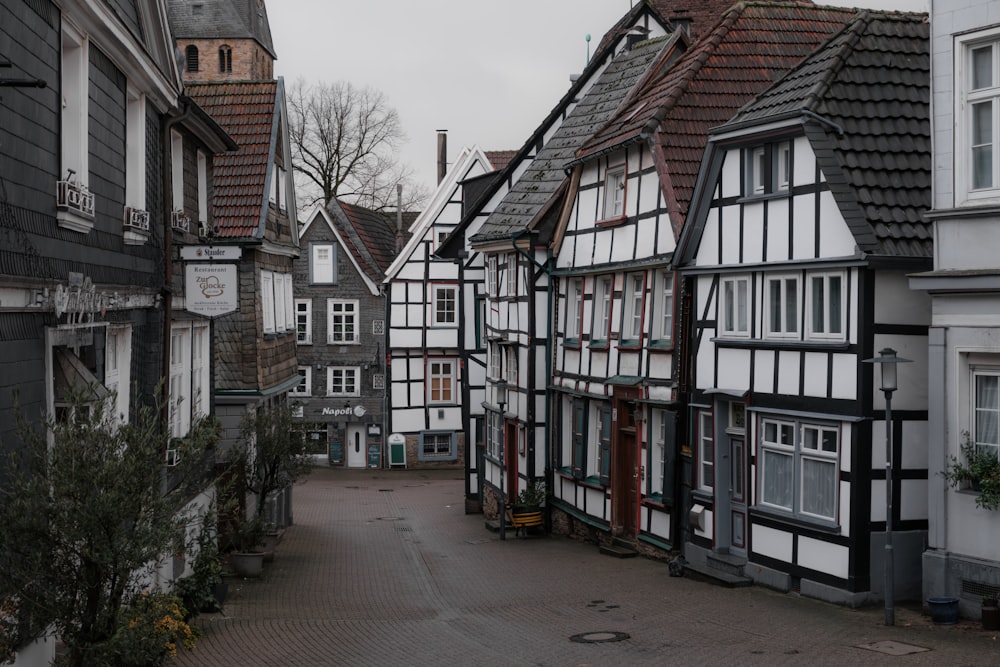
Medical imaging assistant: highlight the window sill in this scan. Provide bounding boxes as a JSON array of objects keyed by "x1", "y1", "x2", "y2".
[
  {"x1": 554, "y1": 468, "x2": 606, "y2": 490},
  {"x1": 563, "y1": 338, "x2": 582, "y2": 350},
  {"x1": 618, "y1": 339, "x2": 642, "y2": 351},
  {"x1": 737, "y1": 191, "x2": 790, "y2": 204},
  {"x1": 588, "y1": 341, "x2": 610, "y2": 351},
  {"x1": 749, "y1": 506, "x2": 840, "y2": 535},
  {"x1": 595, "y1": 215, "x2": 627, "y2": 228},
  {"x1": 642, "y1": 494, "x2": 669, "y2": 509},
  {"x1": 649, "y1": 339, "x2": 673, "y2": 352},
  {"x1": 57, "y1": 207, "x2": 95, "y2": 234},
  {"x1": 712, "y1": 337, "x2": 850, "y2": 351}
]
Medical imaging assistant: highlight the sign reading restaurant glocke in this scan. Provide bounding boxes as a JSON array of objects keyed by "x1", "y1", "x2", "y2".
[{"x1": 185, "y1": 263, "x2": 238, "y2": 317}]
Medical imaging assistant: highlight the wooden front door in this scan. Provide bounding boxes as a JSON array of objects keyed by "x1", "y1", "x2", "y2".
[
  {"x1": 504, "y1": 418, "x2": 518, "y2": 505},
  {"x1": 611, "y1": 389, "x2": 640, "y2": 537}
]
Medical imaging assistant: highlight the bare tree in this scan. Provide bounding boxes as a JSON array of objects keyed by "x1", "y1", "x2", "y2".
[{"x1": 287, "y1": 79, "x2": 429, "y2": 213}]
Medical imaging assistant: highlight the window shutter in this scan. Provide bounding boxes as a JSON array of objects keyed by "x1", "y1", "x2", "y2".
[{"x1": 599, "y1": 407, "x2": 612, "y2": 486}]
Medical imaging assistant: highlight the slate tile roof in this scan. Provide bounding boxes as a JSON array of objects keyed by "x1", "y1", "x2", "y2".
[
  {"x1": 724, "y1": 11, "x2": 931, "y2": 257},
  {"x1": 186, "y1": 81, "x2": 277, "y2": 240},
  {"x1": 167, "y1": 0, "x2": 276, "y2": 58},
  {"x1": 331, "y1": 200, "x2": 413, "y2": 279},
  {"x1": 579, "y1": 2, "x2": 856, "y2": 238},
  {"x1": 471, "y1": 34, "x2": 677, "y2": 244}
]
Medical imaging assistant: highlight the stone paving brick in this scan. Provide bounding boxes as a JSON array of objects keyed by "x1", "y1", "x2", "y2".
[{"x1": 171, "y1": 466, "x2": 1000, "y2": 666}]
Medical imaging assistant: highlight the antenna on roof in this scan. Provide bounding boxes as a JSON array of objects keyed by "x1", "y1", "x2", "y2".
[{"x1": 586, "y1": 34, "x2": 591, "y2": 66}]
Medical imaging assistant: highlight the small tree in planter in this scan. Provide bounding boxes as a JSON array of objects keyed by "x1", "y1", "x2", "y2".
[
  {"x1": 226, "y1": 403, "x2": 312, "y2": 556},
  {"x1": 943, "y1": 433, "x2": 1000, "y2": 510},
  {"x1": 513, "y1": 478, "x2": 546, "y2": 511}
]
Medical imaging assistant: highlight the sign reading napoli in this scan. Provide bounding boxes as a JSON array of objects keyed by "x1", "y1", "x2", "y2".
[{"x1": 185, "y1": 264, "x2": 238, "y2": 317}]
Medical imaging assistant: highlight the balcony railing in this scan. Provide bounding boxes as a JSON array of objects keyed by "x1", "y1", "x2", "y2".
[
  {"x1": 56, "y1": 179, "x2": 95, "y2": 218},
  {"x1": 171, "y1": 210, "x2": 191, "y2": 233},
  {"x1": 123, "y1": 207, "x2": 150, "y2": 232}
]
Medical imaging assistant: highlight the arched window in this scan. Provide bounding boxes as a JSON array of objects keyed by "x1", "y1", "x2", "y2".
[
  {"x1": 185, "y1": 45, "x2": 199, "y2": 72},
  {"x1": 219, "y1": 45, "x2": 232, "y2": 73}
]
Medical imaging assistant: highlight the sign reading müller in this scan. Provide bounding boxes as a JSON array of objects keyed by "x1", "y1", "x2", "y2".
[{"x1": 185, "y1": 263, "x2": 238, "y2": 317}]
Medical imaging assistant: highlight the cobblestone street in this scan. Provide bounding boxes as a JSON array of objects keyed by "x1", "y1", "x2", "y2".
[{"x1": 171, "y1": 466, "x2": 1000, "y2": 666}]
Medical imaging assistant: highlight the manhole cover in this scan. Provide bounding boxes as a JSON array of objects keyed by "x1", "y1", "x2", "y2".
[
  {"x1": 569, "y1": 631, "x2": 630, "y2": 644},
  {"x1": 856, "y1": 641, "x2": 930, "y2": 656}
]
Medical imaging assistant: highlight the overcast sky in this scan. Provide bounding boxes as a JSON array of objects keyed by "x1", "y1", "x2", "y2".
[{"x1": 268, "y1": 0, "x2": 928, "y2": 197}]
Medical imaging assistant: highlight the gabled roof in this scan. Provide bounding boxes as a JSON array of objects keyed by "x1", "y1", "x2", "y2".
[
  {"x1": 470, "y1": 34, "x2": 680, "y2": 245},
  {"x1": 167, "y1": 0, "x2": 276, "y2": 58},
  {"x1": 721, "y1": 10, "x2": 931, "y2": 257},
  {"x1": 186, "y1": 80, "x2": 278, "y2": 240},
  {"x1": 331, "y1": 200, "x2": 410, "y2": 279},
  {"x1": 437, "y1": 2, "x2": 673, "y2": 258},
  {"x1": 578, "y1": 2, "x2": 856, "y2": 239},
  {"x1": 597, "y1": 0, "x2": 752, "y2": 52},
  {"x1": 299, "y1": 207, "x2": 382, "y2": 296},
  {"x1": 385, "y1": 146, "x2": 496, "y2": 280}
]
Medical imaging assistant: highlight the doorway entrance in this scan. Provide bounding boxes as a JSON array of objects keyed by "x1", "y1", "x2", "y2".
[
  {"x1": 611, "y1": 388, "x2": 640, "y2": 538},
  {"x1": 346, "y1": 424, "x2": 366, "y2": 468}
]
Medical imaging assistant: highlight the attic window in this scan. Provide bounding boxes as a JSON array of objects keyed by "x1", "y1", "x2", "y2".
[
  {"x1": 744, "y1": 141, "x2": 791, "y2": 196},
  {"x1": 192, "y1": 3, "x2": 203, "y2": 15},
  {"x1": 185, "y1": 45, "x2": 199, "y2": 72},
  {"x1": 219, "y1": 45, "x2": 232, "y2": 73}
]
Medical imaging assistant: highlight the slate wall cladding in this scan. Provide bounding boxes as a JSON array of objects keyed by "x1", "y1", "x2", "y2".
[
  {"x1": 0, "y1": 0, "x2": 60, "y2": 214},
  {"x1": 0, "y1": 314, "x2": 48, "y2": 450}
]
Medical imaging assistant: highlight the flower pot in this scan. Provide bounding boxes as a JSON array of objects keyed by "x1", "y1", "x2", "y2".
[
  {"x1": 927, "y1": 596, "x2": 960, "y2": 625},
  {"x1": 983, "y1": 599, "x2": 1000, "y2": 631},
  {"x1": 229, "y1": 551, "x2": 264, "y2": 578}
]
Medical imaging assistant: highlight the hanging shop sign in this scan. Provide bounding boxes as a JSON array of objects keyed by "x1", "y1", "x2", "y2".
[
  {"x1": 180, "y1": 245, "x2": 242, "y2": 261},
  {"x1": 185, "y1": 263, "x2": 238, "y2": 317}
]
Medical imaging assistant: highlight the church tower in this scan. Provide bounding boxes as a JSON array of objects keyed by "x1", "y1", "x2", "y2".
[{"x1": 168, "y1": 0, "x2": 277, "y2": 83}]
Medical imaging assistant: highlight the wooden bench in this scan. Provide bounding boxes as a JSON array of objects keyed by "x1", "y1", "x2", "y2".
[{"x1": 506, "y1": 505, "x2": 543, "y2": 537}]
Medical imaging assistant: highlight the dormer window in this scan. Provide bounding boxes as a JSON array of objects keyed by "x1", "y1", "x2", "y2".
[
  {"x1": 219, "y1": 45, "x2": 232, "y2": 73},
  {"x1": 185, "y1": 45, "x2": 199, "y2": 73},
  {"x1": 745, "y1": 141, "x2": 791, "y2": 196}
]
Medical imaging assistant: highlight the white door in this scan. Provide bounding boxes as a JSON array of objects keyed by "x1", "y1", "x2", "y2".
[{"x1": 346, "y1": 425, "x2": 366, "y2": 468}]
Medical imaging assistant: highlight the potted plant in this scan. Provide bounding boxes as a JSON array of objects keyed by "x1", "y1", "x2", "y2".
[
  {"x1": 513, "y1": 478, "x2": 546, "y2": 512},
  {"x1": 942, "y1": 433, "x2": 1000, "y2": 510},
  {"x1": 173, "y1": 511, "x2": 227, "y2": 616}
]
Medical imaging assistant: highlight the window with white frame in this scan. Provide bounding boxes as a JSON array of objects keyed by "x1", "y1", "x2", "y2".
[
  {"x1": 506, "y1": 253, "x2": 518, "y2": 297},
  {"x1": 171, "y1": 129, "x2": 184, "y2": 214},
  {"x1": 505, "y1": 346, "x2": 517, "y2": 384},
  {"x1": 432, "y1": 284, "x2": 457, "y2": 325},
  {"x1": 653, "y1": 271, "x2": 674, "y2": 343},
  {"x1": 104, "y1": 326, "x2": 132, "y2": 424},
  {"x1": 61, "y1": 24, "x2": 88, "y2": 188},
  {"x1": 428, "y1": 359, "x2": 456, "y2": 404},
  {"x1": 327, "y1": 299, "x2": 358, "y2": 344},
  {"x1": 486, "y1": 255, "x2": 498, "y2": 297},
  {"x1": 566, "y1": 278, "x2": 583, "y2": 341},
  {"x1": 698, "y1": 411, "x2": 714, "y2": 491},
  {"x1": 273, "y1": 273, "x2": 288, "y2": 333},
  {"x1": 973, "y1": 371, "x2": 1000, "y2": 461},
  {"x1": 759, "y1": 418, "x2": 839, "y2": 522},
  {"x1": 765, "y1": 274, "x2": 799, "y2": 338},
  {"x1": 961, "y1": 32, "x2": 1000, "y2": 199},
  {"x1": 168, "y1": 327, "x2": 190, "y2": 439},
  {"x1": 721, "y1": 276, "x2": 749, "y2": 337},
  {"x1": 191, "y1": 323, "x2": 209, "y2": 419},
  {"x1": 592, "y1": 276, "x2": 613, "y2": 344},
  {"x1": 290, "y1": 366, "x2": 311, "y2": 396},
  {"x1": 197, "y1": 150, "x2": 208, "y2": 225},
  {"x1": 261, "y1": 271, "x2": 275, "y2": 334},
  {"x1": 125, "y1": 86, "x2": 145, "y2": 214},
  {"x1": 327, "y1": 366, "x2": 359, "y2": 396},
  {"x1": 650, "y1": 409, "x2": 668, "y2": 496},
  {"x1": 311, "y1": 244, "x2": 336, "y2": 284},
  {"x1": 488, "y1": 342, "x2": 501, "y2": 380},
  {"x1": 295, "y1": 299, "x2": 312, "y2": 344},
  {"x1": 420, "y1": 432, "x2": 455, "y2": 459},
  {"x1": 745, "y1": 141, "x2": 791, "y2": 195},
  {"x1": 283, "y1": 275, "x2": 294, "y2": 330},
  {"x1": 623, "y1": 272, "x2": 645, "y2": 343},
  {"x1": 603, "y1": 166, "x2": 626, "y2": 219},
  {"x1": 806, "y1": 272, "x2": 844, "y2": 339},
  {"x1": 488, "y1": 410, "x2": 503, "y2": 459}
]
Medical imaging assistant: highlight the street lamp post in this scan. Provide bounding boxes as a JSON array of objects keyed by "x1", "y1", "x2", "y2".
[
  {"x1": 864, "y1": 347, "x2": 911, "y2": 626},
  {"x1": 496, "y1": 380, "x2": 508, "y2": 541}
]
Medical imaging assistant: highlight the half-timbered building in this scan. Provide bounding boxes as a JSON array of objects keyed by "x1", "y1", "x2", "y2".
[
  {"x1": 675, "y1": 11, "x2": 931, "y2": 605},
  {"x1": 294, "y1": 200, "x2": 410, "y2": 469},
  {"x1": 910, "y1": 0, "x2": 1000, "y2": 617},
  {"x1": 383, "y1": 145, "x2": 496, "y2": 479}
]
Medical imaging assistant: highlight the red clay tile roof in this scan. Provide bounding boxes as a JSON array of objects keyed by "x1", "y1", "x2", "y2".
[
  {"x1": 186, "y1": 80, "x2": 277, "y2": 240},
  {"x1": 330, "y1": 200, "x2": 411, "y2": 278},
  {"x1": 484, "y1": 151, "x2": 517, "y2": 171},
  {"x1": 579, "y1": 2, "x2": 856, "y2": 238}
]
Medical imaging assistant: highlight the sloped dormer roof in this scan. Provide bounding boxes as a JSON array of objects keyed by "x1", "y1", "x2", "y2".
[
  {"x1": 723, "y1": 11, "x2": 931, "y2": 257},
  {"x1": 578, "y1": 2, "x2": 856, "y2": 239},
  {"x1": 332, "y1": 200, "x2": 412, "y2": 279},
  {"x1": 470, "y1": 33, "x2": 679, "y2": 245},
  {"x1": 186, "y1": 80, "x2": 277, "y2": 240},
  {"x1": 167, "y1": 0, "x2": 276, "y2": 58}
]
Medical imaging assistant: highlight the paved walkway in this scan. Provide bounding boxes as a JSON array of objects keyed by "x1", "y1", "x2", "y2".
[{"x1": 171, "y1": 466, "x2": 1000, "y2": 666}]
